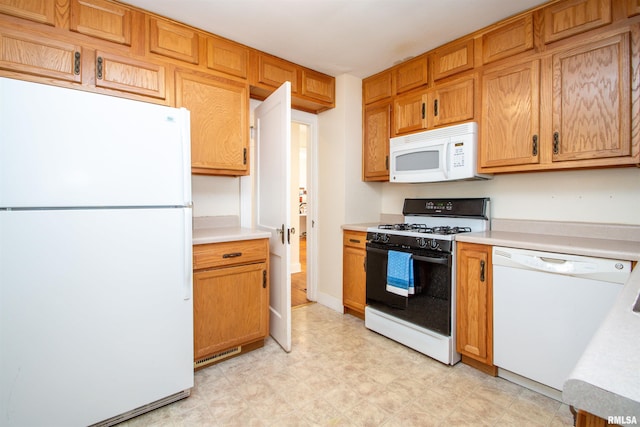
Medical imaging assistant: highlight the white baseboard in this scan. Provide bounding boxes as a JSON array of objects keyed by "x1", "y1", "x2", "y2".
[{"x1": 315, "y1": 292, "x2": 343, "y2": 313}]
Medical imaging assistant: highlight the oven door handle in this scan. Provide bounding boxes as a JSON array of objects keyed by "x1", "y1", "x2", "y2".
[
  {"x1": 366, "y1": 246, "x2": 450, "y2": 266},
  {"x1": 411, "y1": 255, "x2": 450, "y2": 265}
]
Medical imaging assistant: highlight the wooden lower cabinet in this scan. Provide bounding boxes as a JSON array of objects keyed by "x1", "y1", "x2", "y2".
[
  {"x1": 193, "y1": 239, "x2": 269, "y2": 369},
  {"x1": 456, "y1": 242, "x2": 496, "y2": 374},
  {"x1": 343, "y1": 230, "x2": 367, "y2": 319}
]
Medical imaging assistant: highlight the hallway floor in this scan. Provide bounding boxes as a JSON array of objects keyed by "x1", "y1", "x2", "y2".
[{"x1": 122, "y1": 304, "x2": 575, "y2": 426}]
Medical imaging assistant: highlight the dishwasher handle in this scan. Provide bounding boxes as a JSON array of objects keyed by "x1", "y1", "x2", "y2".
[{"x1": 492, "y1": 246, "x2": 631, "y2": 284}]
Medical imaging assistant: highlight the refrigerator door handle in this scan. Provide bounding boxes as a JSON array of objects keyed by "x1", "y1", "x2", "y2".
[
  {"x1": 183, "y1": 208, "x2": 193, "y2": 301},
  {"x1": 179, "y1": 108, "x2": 192, "y2": 206}
]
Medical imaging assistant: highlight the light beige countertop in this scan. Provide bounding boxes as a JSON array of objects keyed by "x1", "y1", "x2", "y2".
[
  {"x1": 192, "y1": 216, "x2": 270, "y2": 245},
  {"x1": 563, "y1": 267, "x2": 640, "y2": 422},
  {"x1": 341, "y1": 222, "x2": 379, "y2": 233}
]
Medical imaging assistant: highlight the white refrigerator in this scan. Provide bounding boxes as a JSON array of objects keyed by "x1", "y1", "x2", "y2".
[{"x1": 0, "y1": 78, "x2": 194, "y2": 426}]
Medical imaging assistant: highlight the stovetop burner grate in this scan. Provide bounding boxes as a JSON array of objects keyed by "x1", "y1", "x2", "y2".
[{"x1": 378, "y1": 224, "x2": 472, "y2": 235}]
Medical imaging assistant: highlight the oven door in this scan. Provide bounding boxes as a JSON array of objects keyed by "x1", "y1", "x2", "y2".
[{"x1": 366, "y1": 242, "x2": 452, "y2": 336}]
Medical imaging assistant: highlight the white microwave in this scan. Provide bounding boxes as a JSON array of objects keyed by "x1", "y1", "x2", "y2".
[{"x1": 389, "y1": 122, "x2": 490, "y2": 183}]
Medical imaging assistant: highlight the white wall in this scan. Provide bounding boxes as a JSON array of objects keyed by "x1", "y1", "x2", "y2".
[
  {"x1": 192, "y1": 175, "x2": 241, "y2": 217},
  {"x1": 380, "y1": 168, "x2": 640, "y2": 225},
  {"x1": 317, "y1": 74, "x2": 382, "y2": 311}
]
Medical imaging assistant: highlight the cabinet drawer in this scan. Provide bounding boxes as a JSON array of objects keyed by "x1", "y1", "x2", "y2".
[
  {"x1": 542, "y1": 0, "x2": 611, "y2": 44},
  {"x1": 343, "y1": 231, "x2": 367, "y2": 250},
  {"x1": 194, "y1": 239, "x2": 268, "y2": 270},
  {"x1": 482, "y1": 15, "x2": 533, "y2": 64}
]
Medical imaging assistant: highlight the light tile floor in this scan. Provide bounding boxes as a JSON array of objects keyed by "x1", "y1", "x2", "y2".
[{"x1": 122, "y1": 303, "x2": 575, "y2": 426}]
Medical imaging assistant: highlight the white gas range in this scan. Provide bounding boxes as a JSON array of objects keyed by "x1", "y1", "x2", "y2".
[{"x1": 364, "y1": 198, "x2": 490, "y2": 365}]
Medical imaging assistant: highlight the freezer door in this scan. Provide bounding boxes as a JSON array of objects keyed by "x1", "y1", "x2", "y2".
[
  {"x1": 0, "y1": 208, "x2": 193, "y2": 426},
  {"x1": 0, "y1": 78, "x2": 191, "y2": 208}
]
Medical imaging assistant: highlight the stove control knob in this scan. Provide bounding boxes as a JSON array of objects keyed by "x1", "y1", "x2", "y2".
[
  {"x1": 416, "y1": 237, "x2": 427, "y2": 248},
  {"x1": 381, "y1": 234, "x2": 390, "y2": 244},
  {"x1": 430, "y1": 239, "x2": 439, "y2": 250}
]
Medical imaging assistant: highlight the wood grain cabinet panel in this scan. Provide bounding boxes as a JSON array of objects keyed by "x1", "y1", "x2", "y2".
[
  {"x1": 343, "y1": 230, "x2": 366, "y2": 319},
  {"x1": 301, "y1": 68, "x2": 335, "y2": 104},
  {"x1": 543, "y1": 0, "x2": 611, "y2": 44},
  {"x1": 363, "y1": 101, "x2": 391, "y2": 181},
  {"x1": 394, "y1": 90, "x2": 427, "y2": 135},
  {"x1": 551, "y1": 33, "x2": 630, "y2": 162},
  {"x1": 206, "y1": 36, "x2": 248, "y2": 79},
  {"x1": 482, "y1": 14, "x2": 534, "y2": 64},
  {"x1": 95, "y1": 50, "x2": 165, "y2": 98},
  {"x1": 456, "y1": 242, "x2": 493, "y2": 367},
  {"x1": 256, "y1": 53, "x2": 298, "y2": 93},
  {"x1": 70, "y1": 0, "x2": 132, "y2": 45},
  {"x1": 480, "y1": 60, "x2": 540, "y2": 168},
  {"x1": 363, "y1": 70, "x2": 392, "y2": 104},
  {"x1": 629, "y1": 0, "x2": 640, "y2": 16},
  {"x1": 193, "y1": 239, "x2": 268, "y2": 270},
  {"x1": 428, "y1": 77, "x2": 474, "y2": 128},
  {"x1": 193, "y1": 262, "x2": 268, "y2": 360},
  {"x1": 0, "y1": 29, "x2": 82, "y2": 82},
  {"x1": 0, "y1": 0, "x2": 55, "y2": 25},
  {"x1": 394, "y1": 54, "x2": 428, "y2": 94},
  {"x1": 432, "y1": 39, "x2": 474, "y2": 81},
  {"x1": 149, "y1": 17, "x2": 199, "y2": 64},
  {"x1": 176, "y1": 71, "x2": 249, "y2": 175}
]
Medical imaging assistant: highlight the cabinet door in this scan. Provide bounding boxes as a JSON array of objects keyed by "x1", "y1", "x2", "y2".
[
  {"x1": 394, "y1": 54, "x2": 428, "y2": 94},
  {"x1": 363, "y1": 102, "x2": 390, "y2": 181},
  {"x1": 482, "y1": 14, "x2": 534, "y2": 64},
  {"x1": 193, "y1": 262, "x2": 268, "y2": 360},
  {"x1": 480, "y1": 60, "x2": 540, "y2": 168},
  {"x1": 206, "y1": 36, "x2": 248, "y2": 79},
  {"x1": 363, "y1": 70, "x2": 392, "y2": 104},
  {"x1": 456, "y1": 242, "x2": 492, "y2": 365},
  {"x1": 0, "y1": 29, "x2": 82, "y2": 82},
  {"x1": 301, "y1": 68, "x2": 335, "y2": 104},
  {"x1": 428, "y1": 77, "x2": 474, "y2": 128},
  {"x1": 432, "y1": 39, "x2": 474, "y2": 81},
  {"x1": 176, "y1": 71, "x2": 249, "y2": 175},
  {"x1": 256, "y1": 53, "x2": 298, "y2": 94},
  {"x1": 148, "y1": 17, "x2": 199, "y2": 64},
  {"x1": 70, "y1": 0, "x2": 132, "y2": 45},
  {"x1": 95, "y1": 50, "x2": 165, "y2": 98},
  {"x1": 542, "y1": 0, "x2": 611, "y2": 44},
  {"x1": 0, "y1": 0, "x2": 55, "y2": 25},
  {"x1": 343, "y1": 245, "x2": 366, "y2": 317},
  {"x1": 629, "y1": 0, "x2": 640, "y2": 16},
  {"x1": 551, "y1": 33, "x2": 631, "y2": 162},
  {"x1": 394, "y1": 90, "x2": 427, "y2": 135}
]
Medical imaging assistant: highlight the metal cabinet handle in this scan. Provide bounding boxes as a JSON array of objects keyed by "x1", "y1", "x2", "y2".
[
  {"x1": 96, "y1": 56, "x2": 103, "y2": 80},
  {"x1": 434, "y1": 99, "x2": 439, "y2": 117},
  {"x1": 74, "y1": 52, "x2": 81, "y2": 75},
  {"x1": 349, "y1": 239, "x2": 361, "y2": 244},
  {"x1": 480, "y1": 260, "x2": 485, "y2": 282},
  {"x1": 532, "y1": 134, "x2": 538, "y2": 156},
  {"x1": 222, "y1": 252, "x2": 242, "y2": 259},
  {"x1": 553, "y1": 132, "x2": 560, "y2": 155},
  {"x1": 421, "y1": 102, "x2": 426, "y2": 119}
]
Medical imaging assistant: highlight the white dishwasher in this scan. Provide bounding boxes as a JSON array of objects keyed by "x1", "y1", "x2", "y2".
[{"x1": 492, "y1": 246, "x2": 631, "y2": 399}]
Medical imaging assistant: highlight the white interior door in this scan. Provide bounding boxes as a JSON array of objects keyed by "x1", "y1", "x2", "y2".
[{"x1": 255, "y1": 82, "x2": 292, "y2": 352}]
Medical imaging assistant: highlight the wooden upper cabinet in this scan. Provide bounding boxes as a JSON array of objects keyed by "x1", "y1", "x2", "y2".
[
  {"x1": 394, "y1": 54, "x2": 428, "y2": 94},
  {"x1": 432, "y1": 39, "x2": 474, "y2": 81},
  {"x1": 148, "y1": 17, "x2": 199, "y2": 64},
  {"x1": 428, "y1": 77, "x2": 474, "y2": 128},
  {"x1": 95, "y1": 50, "x2": 165, "y2": 98},
  {"x1": 394, "y1": 90, "x2": 427, "y2": 135},
  {"x1": 542, "y1": 0, "x2": 611, "y2": 44},
  {"x1": 482, "y1": 14, "x2": 534, "y2": 64},
  {"x1": 206, "y1": 36, "x2": 248, "y2": 79},
  {"x1": 480, "y1": 59, "x2": 540, "y2": 169},
  {"x1": 551, "y1": 33, "x2": 630, "y2": 162},
  {"x1": 629, "y1": 0, "x2": 640, "y2": 16},
  {"x1": 302, "y1": 68, "x2": 335, "y2": 104},
  {"x1": 255, "y1": 53, "x2": 298, "y2": 94},
  {"x1": 70, "y1": 0, "x2": 132, "y2": 45},
  {"x1": 363, "y1": 102, "x2": 391, "y2": 181},
  {"x1": 0, "y1": 29, "x2": 82, "y2": 82},
  {"x1": 176, "y1": 71, "x2": 249, "y2": 176},
  {"x1": 363, "y1": 70, "x2": 392, "y2": 104},
  {"x1": 0, "y1": 0, "x2": 55, "y2": 25}
]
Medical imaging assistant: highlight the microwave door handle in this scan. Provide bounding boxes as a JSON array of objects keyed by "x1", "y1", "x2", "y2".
[{"x1": 442, "y1": 142, "x2": 450, "y2": 180}]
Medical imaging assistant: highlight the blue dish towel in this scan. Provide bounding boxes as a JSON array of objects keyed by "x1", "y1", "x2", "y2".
[{"x1": 386, "y1": 250, "x2": 414, "y2": 297}]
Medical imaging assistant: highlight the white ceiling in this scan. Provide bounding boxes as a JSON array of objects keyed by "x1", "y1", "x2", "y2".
[{"x1": 122, "y1": 0, "x2": 548, "y2": 78}]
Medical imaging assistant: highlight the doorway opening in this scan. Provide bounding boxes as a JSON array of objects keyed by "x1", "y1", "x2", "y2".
[{"x1": 290, "y1": 110, "x2": 317, "y2": 308}]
